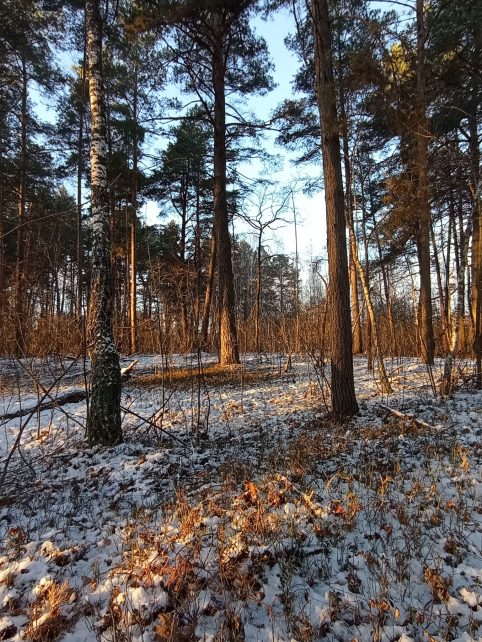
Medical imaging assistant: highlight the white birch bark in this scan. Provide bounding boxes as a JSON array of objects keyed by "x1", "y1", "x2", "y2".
[{"x1": 85, "y1": 0, "x2": 122, "y2": 445}]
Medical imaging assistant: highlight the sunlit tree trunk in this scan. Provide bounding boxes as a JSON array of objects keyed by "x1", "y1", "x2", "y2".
[
  {"x1": 415, "y1": 0, "x2": 435, "y2": 364},
  {"x1": 337, "y1": 43, "x2": 362, "y2": 355},
  {"x1": 212, "y1": 19, "x2": 239, "y2": 365},
  {"x1": 85, "y1": 0, "x2": 122, "y2": 446},
  {"x1": 201, "y1": 225, "x2": 216, "y2": 348},
  {"x1": 312, "y1": 0, "x2": 358, "y2": 416},
  {"x1": 347, "y1": 219, "x2": 392, "y2": 393}
]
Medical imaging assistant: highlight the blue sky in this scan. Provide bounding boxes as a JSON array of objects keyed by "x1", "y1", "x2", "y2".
[{"x1": 32, "y1": 5, "x2": 342, "y2": 277}]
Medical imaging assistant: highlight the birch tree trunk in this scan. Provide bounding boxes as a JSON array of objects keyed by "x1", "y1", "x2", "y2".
[
  {"x1": 85, "y1": 0, "x2": 122, "y2": 446},
  {"x1": 312, "y1": 0, "x2": 358, "y2": 416}
]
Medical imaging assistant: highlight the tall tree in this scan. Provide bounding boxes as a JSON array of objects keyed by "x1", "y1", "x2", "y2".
[
  {"x1": 131, "y1": 0, "x2": 273, "y2": 363},
  {"x1": 85, "y1": 0, "x2": 122, "y2": 446},
  {"x1": 311, "y1": 0, "x2": 358, "y2": 416},
  {"x1": 415, "y1": 0, "x2": 435, "y2": 364}
]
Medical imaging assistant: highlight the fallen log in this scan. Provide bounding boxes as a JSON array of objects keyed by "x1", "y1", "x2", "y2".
[
  {"x1": 378, "y1": 403, "x2": 436, "y2": 431},
  {"x1": 0, "y1": 361, "x2": 138, "y2": 423}
]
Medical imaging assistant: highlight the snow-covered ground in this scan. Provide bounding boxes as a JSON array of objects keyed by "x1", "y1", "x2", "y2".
[{"x1": 0, "y1": 354, "x2": 481, "y2": 642}]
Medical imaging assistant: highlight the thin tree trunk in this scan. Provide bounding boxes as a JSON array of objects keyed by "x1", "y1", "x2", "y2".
[
  {"x1": 212, "y1": 21, "x2": 239, "y2": 365},
  {"x1": 129, "y1": 64, "x2": 138, "y2": 355},
  {"x1": 351, "y1": 188, "x2": 392, "y2": 393},
  {"x1": 430, "y1": 222, "x2": 447, "y2": 349},
  {"x1": 312, "y1": 0, "x2": 358, "y2": 416},
  {"x1": 77, "y1": 32, "x2": 86, "y2": 321},
  {"x1": 441, "y1": 209, "x2": 472, "y2": 395},
  {"x1": 15, "y1": 58, "x2": 28, "y2": 357},
  {"x1": 0, "y1": 148, "x2": 5, "y2": 324},
  {"x1": 85, "y1": 0, "x2": 121, "y2": 446},
  {"x1": 415, "y1": 0, "x2": 435, "y2": 364},
  {"x1": 254, "y1": 232, "x2": 262, "y2": 353},
  {"x1": 336, "y1": 41, "x2": 362, "y2": 355},
  {"x1": 443, "y1": 210, "x2": 453, "y2": 352},
  {"x1": 201, "y1": 225, "x2": 216, "y2": 348},
  {"x1": 469, "y1": 114, "x2": 482, "y2": 388}
]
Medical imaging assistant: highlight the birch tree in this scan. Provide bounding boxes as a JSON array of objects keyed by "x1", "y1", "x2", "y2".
[{"x1": 85, "y1": 0, "x2": 122, "y2": 446}]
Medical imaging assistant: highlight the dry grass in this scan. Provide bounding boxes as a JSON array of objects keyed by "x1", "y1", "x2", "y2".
[
  {"x1": 136, "y1": 363, "x2": 292, "y2": 390},
  {"x1": 24, "y1": 580, "x2": 76, "y2": 642}
]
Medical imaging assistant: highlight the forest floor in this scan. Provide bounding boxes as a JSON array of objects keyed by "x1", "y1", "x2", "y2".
[{"x1": 0, "y1": 353, "x2": 481, "y2": 642}]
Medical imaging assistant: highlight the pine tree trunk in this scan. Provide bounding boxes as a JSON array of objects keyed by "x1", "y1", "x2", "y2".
[
  {"x1": 85, "y1": 0, "x2": 121, "y2": 446},
  {"x1": 212, "y1": 22, "x2": 239, "y2": 365},
  {"x1": 129, "y1": 65, "x2": 138, "y2": 355},
  {"x1": 14, "y1": 58, "x2": 28, "y2": 357},
  {"x1": 337, "y1": 44, "x2": 362, "y2": 355},
  {"x1": 415, "y1": 0, "x2": 435, "y2": 365},
  {"x1": 312, "y1": 0, "x2": 358, "y2": 416}
]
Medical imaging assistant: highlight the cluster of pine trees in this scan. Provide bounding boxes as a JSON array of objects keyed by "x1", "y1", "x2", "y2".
[{"x1": 0, "y1": 0, "x2": 480, "y2": 439}]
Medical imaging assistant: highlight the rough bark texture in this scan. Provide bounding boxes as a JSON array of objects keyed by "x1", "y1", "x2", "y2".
[
  {"x1": 85, "y1": 0, "x2": 122, "y2": 446},
  {"x1": 212, "y1": 19, "x2": 239, "y2": 365},
  {"x1": 312, "y1": 0, "x2": 358, "y2": 417},
  {"x1": 415, "y1": 0, "x2": 435, "y2": 365}
]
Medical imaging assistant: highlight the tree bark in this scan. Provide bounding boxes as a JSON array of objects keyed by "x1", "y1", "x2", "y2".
[
  {"x1": 255, "y1": 232, "x2": 262, "y2": 353},
  {"x1": 201, "y1": 224, "x2": 216, "y2": 348},
  {"x1": 336, "y1": 41, "x2": 362, "y2": 355},
  {"x1": 469, "y1": 114, "x2": 482, "y2": 388},
  {"x1": 415, "y1": 0, "x2": 435, "y2": 365},
  {"x1": 77, "y1": 33, "x2": 87, "y2": 321},
  {"x1": 85, "y1": 0, "x2": 122, "y2": 446},
  {"x1": 212, "y1": 19, "x2": 239, "y2": 365},
  {"x1": 14, "y1": 58, "x2": 28, "y2": 357},
  {"x1": 312, "y1": 0, "x2": 358, "y2": 416},
  {"x1": 129, "y1": 63, "x2": 138, "y2": 355}
]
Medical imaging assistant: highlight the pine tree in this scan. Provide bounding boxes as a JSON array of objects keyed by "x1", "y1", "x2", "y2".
[
  {"x1": 311, "y1": 0, "x2": 358, "y2": 416},
  {"x1": 131, "y1": 0, "x2": 273, "y2": 364}
]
